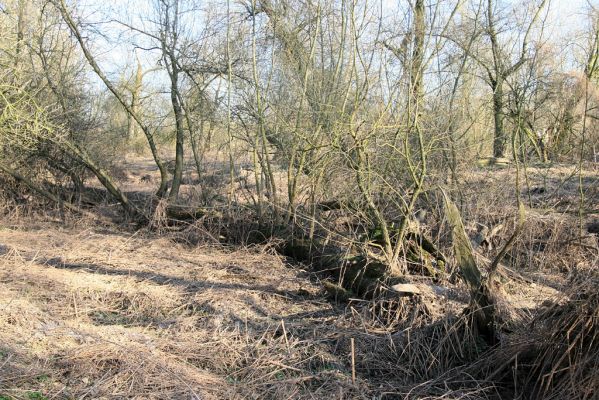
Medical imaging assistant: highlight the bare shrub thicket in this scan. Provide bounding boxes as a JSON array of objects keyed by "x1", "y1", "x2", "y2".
[
  {"x1": 1, "y1": 0, "x2": 596, "y2": 230},
  {"x1": 1, "y1": 0, "x2": 598, "y2": 399}
]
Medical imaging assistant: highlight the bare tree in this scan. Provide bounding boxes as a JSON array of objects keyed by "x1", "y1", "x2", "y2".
[
  {"x1": 447, "y1": 0, "x2": 549, "y2": 159},
  {"x1": 484, "y1": 0, "x2": 548, "y2": 158},
  {"x1": 54, "y1": 0, "x2": 170, "y2": 198}
]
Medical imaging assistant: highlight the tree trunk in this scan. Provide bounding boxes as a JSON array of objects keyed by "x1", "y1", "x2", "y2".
[
  {"x1": 64, "y1": 142, "x2": 146, "y2": 221},
  {"x1": 0, "y1": 162, "x2": 86, "y2": 216},
  {"x1": 16, "y1": 0, "x2": 25, "y2": 63},
  {"x1": 492, "y1": 77, "x2": 505, "y2": 158},
  {"x1": 442, "y1": 189, "x2": 500, "y2": 343},
  {"x1": 160, "y1": 0, "x2": 185, "y2": 203},
  {"x1": 127, "y1": 59, "x2": 143, "y2": 140},
  {"x1": 281, "y1": 237, "x2": 392, "y2": 298},
  {"x1": 411, "y1": 0, "x2": 425, "y2": 120},
  {"x1": 190, "y1": 119, "x2": 204, "y2": 180},
  {"x1": 168, "y1": 61, "x2": 185, "y2": 202}
]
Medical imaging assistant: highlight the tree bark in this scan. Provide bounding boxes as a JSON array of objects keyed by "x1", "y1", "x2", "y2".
[
  {"x1": 0, "y1": 162, "x2": 86, "y2": 215},
  {"x1": 167, "y1": 61, "x2": 185, "y2": 202},
  {"x1": 127, "y1": 58, "x2": 143, "y2": 140},
  {"x1": 16, "y1": 0, "x2": 25, "y2": 63},
  {"x1": 492, "y1": 77, "x2": 505, "y2": 158},
  {"x1": 64, "y1": 142, "x2": 146, "y2": 221},
  {"x1": 159, "y1": 0, "x2": 185, "y2": 203},
  {"x1": 411, "y1": 0, "x2": 425, "y2": 120},
  {"x1": 442, "y1": 189, "x2": 500, "y2": 343}
]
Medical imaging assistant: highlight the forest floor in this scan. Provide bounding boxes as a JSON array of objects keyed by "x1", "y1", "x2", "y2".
[
  {"x1": 0, "y1": 160, "x2": 597, "y2": 399},
  {"x1": 0, "y1": 220, "x2": 564, "y2": 400}
]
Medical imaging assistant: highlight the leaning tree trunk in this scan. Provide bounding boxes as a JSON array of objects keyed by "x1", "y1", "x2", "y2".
[
  {"x1": 0, "y1": 162, "x2": 88, "y2": 216},
  {"x1": 442, "y1": 189, "x2": 500, "y2": 343},
  {"x1": 56, "y1": 0, "x2": 169, "y2": 198},
  {"x1": 65, "y1": 143, "x2": 146, "y2": 221}
]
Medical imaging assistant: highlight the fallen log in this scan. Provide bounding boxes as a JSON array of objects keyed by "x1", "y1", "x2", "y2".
[
  {"x1": 405, "y1": 231, "x2": 447, "y2": 265},
  {"x1": 315, "y1": 200, "x2": 346, "y2": 211},
  {"x1": 477, "y1": 157, "x2": 511, "y2": 167},
  {"x1": 165, "y1": 205, "x2": 221, "y2": 220},
  {"x1": 368, "y1": 223, "x2": 447, "y2": 276},
  {"x1": 281, "y1": 237, "x2": 391, "y2": 298},
  {"x1": 162, "y1": 206, "x2": 446, "y2": 299}
]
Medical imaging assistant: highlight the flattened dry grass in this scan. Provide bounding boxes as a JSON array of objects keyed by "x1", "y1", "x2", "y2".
[{"x1": 0, "y1": 223, "x2": 365, "y2": 399}]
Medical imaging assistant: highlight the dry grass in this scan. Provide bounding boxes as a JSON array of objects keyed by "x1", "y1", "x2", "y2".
[
  {"x1": 0, "y1": 222, "x2": 368, "y2": 399},
  {"x1": 0, "y1": 163, "x2": 597, "y2": 399},
  {"x1": 0, "y1": 218, "x2": 556, "y2": 400},
  {"x1": 471, "y1": 272, "x2": 599, "y2": 400}
]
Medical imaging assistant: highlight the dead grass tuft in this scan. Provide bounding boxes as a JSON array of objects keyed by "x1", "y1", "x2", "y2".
[
  {"x1": 474, "y1": 271, "x2": 599, "y2": 399},
  {"x1": 525, "y1": 274, "x2": 599, "y2": 399}
]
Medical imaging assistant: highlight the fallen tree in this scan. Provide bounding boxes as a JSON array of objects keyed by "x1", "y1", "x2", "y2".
[{"x1": 279, "y1": 222, "x2": 446, "y2": 299}]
